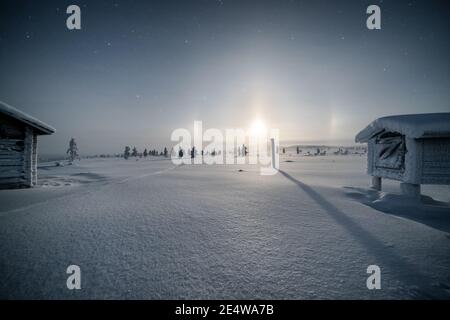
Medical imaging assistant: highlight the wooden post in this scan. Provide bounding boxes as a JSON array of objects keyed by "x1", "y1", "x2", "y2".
[
  {"x1": 271, "y1": 138, "x2": 276, "y2": 169},
  {"x1": 400, "y1": 182, "x2": 421, "y2": 200},
  {"x1": 23, "y1": 126, "x2": 33, "y2": 187},
  {"x1": 32, "y1": 133, "x2": 38, "y2": 185},
  {"x1": 371, "y1": 176, "x2": 382, "y2": 191}
]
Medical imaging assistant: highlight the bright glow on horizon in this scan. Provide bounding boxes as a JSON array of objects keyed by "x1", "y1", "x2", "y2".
[{"x1": 249, "y1": 119, "x2": 267, "y2": 138}]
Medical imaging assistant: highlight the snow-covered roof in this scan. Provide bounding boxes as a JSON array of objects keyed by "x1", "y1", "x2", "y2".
[
  {"x1": 355, "y1": 113, "x2": 450, "y2": 142},
  {"x1": 0, "y1": 101, "x2": 55, "y2": 135}
]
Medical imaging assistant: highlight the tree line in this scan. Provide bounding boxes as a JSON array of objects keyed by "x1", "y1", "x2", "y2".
[
  {"x1": 123, "y1": 146, "x2": 169, "y2": 160},
  {"x1": 66, "y1": 138, "x2": 253, "y2": 161}
]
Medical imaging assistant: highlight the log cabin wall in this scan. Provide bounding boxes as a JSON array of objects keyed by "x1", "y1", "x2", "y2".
[
  {"x1": 421, "y1": 138, "x2": 450, "y2": 185},
  {"x1": 0, "y1": 113, "x2": 32, "y2": 189}
]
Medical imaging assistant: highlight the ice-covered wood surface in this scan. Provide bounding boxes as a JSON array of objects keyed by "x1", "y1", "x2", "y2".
[
  {"x1": 422, "y1": 138, "x2": 450, "y2": 184},
  {"x1": 0, "y1": 102, "x2": 51, "y2": 188},
  {"x1": 0, "y1": 114, "x2": 38, "y2": 188},
  {"x1": 0, "y1": 101, "x2": 55, "y2": 135},
  {"x1": 355, "y1": 113, "x2": 450, "y2": 142}
]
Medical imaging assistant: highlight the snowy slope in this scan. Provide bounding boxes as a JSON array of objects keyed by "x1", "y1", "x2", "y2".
[{"x1": 0, "y1": 156, "x2": 449, "y2": 299}]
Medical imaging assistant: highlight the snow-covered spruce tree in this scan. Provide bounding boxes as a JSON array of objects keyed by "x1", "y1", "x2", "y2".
[
  {"x1": 66, "y1": 138, "x2": 79, "y2": 162},
  {"x1": 241, "y1": 144, "x2": 248, "y2": 156},
  {"x1": 132, "y1": 147, "x2": 138, "y2": 157},
  {"x1": 143, "y1": 149, "x2": 148, "y2": 157},
  {"x1": 124, "y1": 146, "x2": 131, "y2": 160}
]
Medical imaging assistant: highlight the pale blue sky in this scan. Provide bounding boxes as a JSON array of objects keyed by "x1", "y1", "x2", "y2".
[{"x1": 0, "y1": 0, "x2": 449, "y2": 155}]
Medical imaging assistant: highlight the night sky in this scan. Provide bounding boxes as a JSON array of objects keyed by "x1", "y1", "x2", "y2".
[{"x1": 0, "y1": 0, "x2": 449, "y2": 155}]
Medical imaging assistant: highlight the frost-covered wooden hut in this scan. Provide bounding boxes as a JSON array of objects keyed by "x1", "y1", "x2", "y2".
[
  {"x1": 355, "y1": 113, "x2": 450, "y2": 199},
  {"x1": 0, "y1": 101, "x2": 55, "y2": 189}
]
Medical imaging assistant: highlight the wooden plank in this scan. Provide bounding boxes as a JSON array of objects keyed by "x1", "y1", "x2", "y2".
[
  {"x1": 0, "y1": 177, "x2": 27, "y2": 189},
  {"x1": 0, "y1": 138, "x2": 25, "y2": 144},
  {"x1": 0, "y1": 166, "x2": 24, "y2": 172},
  {"x1": 0, "y1": 176, "x2": 26, "y2": 182},
  {"x1": 0, "y1": 150, "x2": 23, "y2": 154},
  {"x1": 0, "y1": 156, "x2": 23, "y2": 161},
  {"x1": 0, "y1": 172, "x2": 25, "y2": 179},
  {"x1": 0, "y1": 142, "x2": 26, "y2": 152},
  {"x1": 0, "y1": 149, "x2": 23, "y2": 154},
  {"x1": 0, "y1": 159, "x2": 23, "y2": 163},
  {"x1": 0, "y1": 180, "x2": 26, "y2": 185},
  {"x1": 0, "y1": 164, "x2": 23, "y2": 169},
  {"x1": 0, "y1": 145, "x2": 24, "y2": 150},
  {"x1": 422, "y1": 176, "x2": 450, "y2": 185},
  {"x1": 0, "y1": 161, "x2": 22, "y2": 170}
]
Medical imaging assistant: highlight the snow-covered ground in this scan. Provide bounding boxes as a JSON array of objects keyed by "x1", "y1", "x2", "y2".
[{"x1": 0, "y1": 155, "x2": 449, "y2": 299}]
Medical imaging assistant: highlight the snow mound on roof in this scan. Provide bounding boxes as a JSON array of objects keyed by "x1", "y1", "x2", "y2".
[
  {"x1": 355, "y1": 113, "x2": 450, "y2": 142},
  {"x1": 0, "y1": 101, "x2": 55, "y2": 135}
]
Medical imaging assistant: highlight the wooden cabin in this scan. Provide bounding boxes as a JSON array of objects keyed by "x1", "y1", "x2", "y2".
[
  {"x1": 355, "y1": 113, "x2": 450, "y2": 199},
  {"x1": 0, "y1": 101, "x2": 55, "y2": 189}
]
